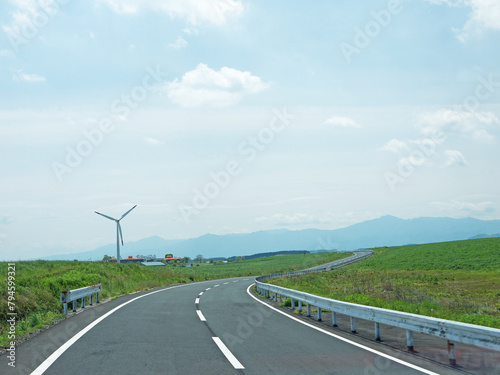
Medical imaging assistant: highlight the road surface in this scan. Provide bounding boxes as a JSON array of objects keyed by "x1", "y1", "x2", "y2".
[{"x1": 1, "y1": 275, "x2": 478, "y2": 375}]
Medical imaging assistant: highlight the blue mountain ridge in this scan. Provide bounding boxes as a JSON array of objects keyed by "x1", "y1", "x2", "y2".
[{"x1": 39, "y1": 215, "x2": 500, "y2": 261}]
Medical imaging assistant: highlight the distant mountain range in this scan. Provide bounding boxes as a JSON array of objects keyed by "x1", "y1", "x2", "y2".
[{"x1": 39, "y1": 215, "x2": 500, "y2": 261}]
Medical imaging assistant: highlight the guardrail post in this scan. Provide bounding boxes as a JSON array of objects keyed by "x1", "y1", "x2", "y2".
[
  {"x1": 406, "y1": 330, "x2": 414, "y2": 351},
  {"x1": 307, "y1": 304, "x2": 311, "y2": 317},
  {"x1": 291, "y1": 298, "x2": 295, "y2": 309},
  {"x1": 63, "y1": 302, "x2": 68, "y2": 315},
  {"x1": 298, "y1": 300, "x2": 302, "y2": 312},
  {"x1": 448, "y1": 340, "x2": 456, "y2": 366},
  {"x1": 73, "y1": 300, "x2": 77, "y2": 312},
  {"x1": 317, "y1": 308, "x2": 322, "y2": 322},
  {"x1": 332, "y1": 312, "x2": 337, "y2": 327},
  {"x1": 350, "y1": 317, "x2": 356, "y2": 333},
  {"x1": 375, "y1": 322, "x2": 381, "y2": 341},
  {"x1": 81, "y1": 297, "x2": 85, "y2": 309},
  {"x1": 89, "y1": 293, "x2": 93, "y2": 306}
]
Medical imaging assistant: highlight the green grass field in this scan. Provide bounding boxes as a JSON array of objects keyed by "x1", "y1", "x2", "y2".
[
  {"x1": 0, "y1": 251, "x2": 349, "y2": 346},
  {"x1": 266, "y1": 238, "x2": 500, "y2": 328}
]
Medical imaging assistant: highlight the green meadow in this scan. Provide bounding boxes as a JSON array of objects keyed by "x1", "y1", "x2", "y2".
[
  {"x1": 0, "y1": 251, "x2": 348, "y2": 346},
  {"x1": 267, "y1": 238, "x2": 500, "y2": 328}
]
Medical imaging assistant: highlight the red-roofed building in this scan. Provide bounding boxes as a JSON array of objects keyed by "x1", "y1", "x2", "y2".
[
  {"x1": 164, "y1": 256, "x2": 181, "y2": 264},
  {"x1": 120, "y1": 255, "x2": 145, "y2": 264}
]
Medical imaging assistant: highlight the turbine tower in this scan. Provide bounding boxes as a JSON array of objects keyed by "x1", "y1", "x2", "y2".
[{"x1": 95, "y1": 205, "x2": 137, "y2": 263}]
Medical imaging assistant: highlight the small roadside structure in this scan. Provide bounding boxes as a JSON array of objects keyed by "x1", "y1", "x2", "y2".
[
  {"x1": 120, "y1": 255, "x2": 144, "y2": 264},
  {"x1": 140, "y1": 261, "x2": 165, "y2": 267}
]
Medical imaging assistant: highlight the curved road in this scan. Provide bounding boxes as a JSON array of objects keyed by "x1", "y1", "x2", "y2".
[{"x1": 1, "y1": 273, "x2": 468, "y2": 375}]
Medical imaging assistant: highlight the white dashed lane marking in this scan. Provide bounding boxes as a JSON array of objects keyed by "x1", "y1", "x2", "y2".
[
  {"x1": 196, "y1": 280, "x2": 245, "y2": 370},
  {"x1": 196, "y1": 310, "x2": 206, "y2": 322},
  {"x1": 212, "y1": 337, "x2": 245, "y2": 370}
]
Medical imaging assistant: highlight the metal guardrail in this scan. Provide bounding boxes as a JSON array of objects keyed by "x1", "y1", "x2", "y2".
[
  {"x1": 60, "y1": 283, "x2": 102, "y2": 315},
  {"x1": 258, "y1": 251, "x2": 374, "y2": 281},
  {"x1": 255, "y1": 251, "x2": 500, "y2": 365}
]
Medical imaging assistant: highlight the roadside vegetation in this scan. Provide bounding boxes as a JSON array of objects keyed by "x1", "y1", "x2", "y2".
[
  {"x1": 267, "y1": 238, "x2": 500, "y2": 328},
  {"x1": 0, "y1": 251, "x2": 348, "y2": 347}
]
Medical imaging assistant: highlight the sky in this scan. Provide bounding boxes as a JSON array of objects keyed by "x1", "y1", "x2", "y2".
[{"x1": 1, "y1": 0, "x2": 499, "y2": 260}]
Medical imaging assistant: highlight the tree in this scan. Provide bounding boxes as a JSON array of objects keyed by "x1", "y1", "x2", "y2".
[
  {"x1": 195, "y1": 254, "x2": 204, "y2": 263},
  {"x1": 102, "y1": 254, "x2": 112, "y2": 262},
  {"x1": 165, "y1": 253, "x2": 173, "y2": 258}
]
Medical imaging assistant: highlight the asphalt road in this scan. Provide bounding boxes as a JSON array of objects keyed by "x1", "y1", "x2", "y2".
[{"x1": 0, "y1": 274, "x2": 473, "y2": 375}]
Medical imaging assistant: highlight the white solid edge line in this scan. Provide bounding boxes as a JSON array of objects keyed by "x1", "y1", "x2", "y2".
[
  {"x1": 195, "y1": 298, "x2": 200, "y2": 304},
  {"x1": 212, "y1": 337, "x2": 245, "y2": 370},
  {"x1": 246, "y1": 284, "x2": 440, "y2": 375},
  {"x1": 32, "y1": 284, "x2": 186, "y2": 375},
  {"x1": 197, "y1": 310, "x2": 207, "y2": 321}
]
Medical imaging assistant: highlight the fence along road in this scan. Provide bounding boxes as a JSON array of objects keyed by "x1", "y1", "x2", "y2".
[{"x1": 255, "y1": 251, "x2": 500, "y2": 366}]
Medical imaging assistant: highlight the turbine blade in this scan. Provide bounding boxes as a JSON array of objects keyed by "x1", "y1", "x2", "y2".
[
  {"x1": 95, "y1": 211, "x2": 118, "y2": 221},
  {"x1": 120, "y1": 205, "x2": 137, "y2": 220},
  {"x1": 118, "y1": 222, "x2": 124, "y2": 246}
]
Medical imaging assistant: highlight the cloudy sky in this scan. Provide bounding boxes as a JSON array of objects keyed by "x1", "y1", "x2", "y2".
[{"x1": 1, "y1": 0, "x2": 499, "y2": 260}]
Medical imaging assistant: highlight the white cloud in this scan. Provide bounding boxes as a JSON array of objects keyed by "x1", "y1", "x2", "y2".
[
  {"x1": 183, "y1": 28, "x2": 199, "y2": 35},
  {"x1": 425, "y1": 0, "x2": 500, "y2": 41},
  {"x1": 97, "y1": 0, "x2": 244, "y2": 26},
  {"x1": 12, "y1": 71, "x2": 46, "y2": 83},
  {"x1": 324, "y1": 115, "x2": 360, "y2": 128},
  {"x1": 457, "y1": 0, "x2": 500, "y2": 41},
  {"x1": 144, "y1": 137, "x2": 164, "y2": 145},
  {"x1": 164, "y1": 63, "x2": 270, "y2": 107},
  {"x1": 416, "y1": 109, "x2": 498, "y2": 141},
  {"x1": 380, "y1": 138, "x2": 409, "y2": 153},
  {"x1": 432, "y1": 200, "x2": 495, "y2": 215},
  {"x1": 2, "y1": 0, "x2": 61, "y2": 45},
  {"x1": 168, "y1": 36, "x2": 188, "y2": 49},
  {"x1": 443, "y1": 149, "x2": 467, "y2": 167},
  {"x1": 473, "y1": 128, "x2": 496, "y2": 143}
]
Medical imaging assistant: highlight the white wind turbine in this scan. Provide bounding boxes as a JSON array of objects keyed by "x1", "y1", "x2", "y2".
[{"x1": 95, "y1": 205, "x2": 137, "y2": 263}]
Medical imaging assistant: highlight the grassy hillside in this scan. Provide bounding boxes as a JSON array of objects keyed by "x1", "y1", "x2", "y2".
[
  {"x1": 0, "y1": 251, "x2": 348, "y2": 347},
  {"x1": 267, "y1": 238, "x2": 500, "y2": 328}
]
